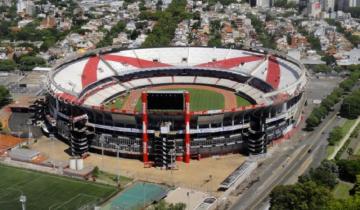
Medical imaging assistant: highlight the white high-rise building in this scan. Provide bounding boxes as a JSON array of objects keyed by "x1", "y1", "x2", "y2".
[
  {"x1": 307, "y1": 0, "x2": 322, "y2": 18},
  {"x1": 349, "y1": 0, "x2": 360, "y2": 7},
  {"x1": 256, "y1": 0, "x2": 271, "y2": 7},
  {"x1": 322, "y1": 0, "x2": 335, "y2": 12},
  {"x1": 17, "y1": 0, "x2": 35, "y2": 16}
]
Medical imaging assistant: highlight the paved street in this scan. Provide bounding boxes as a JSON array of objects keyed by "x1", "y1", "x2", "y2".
[{"x1": 229, "y1": 76, "x2": 345, "y2": 210}]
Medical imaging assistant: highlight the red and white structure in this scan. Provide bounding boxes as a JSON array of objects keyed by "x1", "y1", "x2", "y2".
[
  {"x1": 45, "y1": 47, "x2": 307, "y2": 163},
  {"x1": 184, "y1": 91, "x2": 191, "y2": 163}
]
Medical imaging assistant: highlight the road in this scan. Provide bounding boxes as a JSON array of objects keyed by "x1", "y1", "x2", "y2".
[{"x1": 229, "y1": 77, "x2": 345, "y2": 210}]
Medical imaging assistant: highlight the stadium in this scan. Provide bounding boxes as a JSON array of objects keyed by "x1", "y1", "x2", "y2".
[{"x1": 45, "y1": 47, "x2": 307, "y2": 168}]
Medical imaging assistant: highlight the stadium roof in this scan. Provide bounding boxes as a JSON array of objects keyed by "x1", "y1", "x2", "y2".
[{"x1": 48, "y1": 47, "x2": 307, "y2": 109}]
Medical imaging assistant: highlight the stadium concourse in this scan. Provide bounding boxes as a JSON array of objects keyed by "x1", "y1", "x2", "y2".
[
  {"x1": 31, "y1": 136, "x2": 246, "y2": 194},
  {"x1": 45, "y1": 47, "x2": 307, "y2": 169}
]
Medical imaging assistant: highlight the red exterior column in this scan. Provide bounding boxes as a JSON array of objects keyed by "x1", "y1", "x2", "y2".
[
  {"x1": 142, "y1": 92, "x2": 149, "y2": 164},
  {"x1": 184, "y1": 91, "x2": 191, "y2": 163}
]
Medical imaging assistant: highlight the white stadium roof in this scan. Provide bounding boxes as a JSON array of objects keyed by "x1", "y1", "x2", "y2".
[{"x1": 48, "y1": 47, "x2": 306, "y2": 107}]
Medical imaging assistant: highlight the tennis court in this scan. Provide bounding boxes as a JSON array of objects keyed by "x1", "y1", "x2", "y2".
[{"x1": 104, "y1": 182, "x2": 169, "y2": 210}]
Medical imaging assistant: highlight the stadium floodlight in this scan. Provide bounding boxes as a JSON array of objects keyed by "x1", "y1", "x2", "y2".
[
  {"x1": 109, "y1": 143, "x2": 120, "y2": 185},
  {"x1": 19, "y1": 195, "x2": 26, "y2": 210}
]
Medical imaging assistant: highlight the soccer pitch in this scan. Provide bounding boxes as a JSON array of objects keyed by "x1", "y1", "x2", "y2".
[
  {"x1": 0, "y1": 164, "x2": 117, "y2": 210},
  {"x1": 135, "y1": 88, "x2": 226, "y2": 111}
]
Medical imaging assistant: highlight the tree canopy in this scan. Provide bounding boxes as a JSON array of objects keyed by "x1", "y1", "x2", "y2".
[
  {"x1": 299, "y1": 160, "x2": 339, "y2": 189},
  {"x1": 141, "y1": 0, "x2": 189, "y2": 48},
  {"x1": 17, "y1": 55, "x2": 46, "y2": 71},
  {"x1": 340, "y1": 89, "x2": 360, "y2": 119},
  {"x1": 0, "y1": 85, "x2": 11, "y2": 108},
  {"x1": 270, "y1": 181, "x2": 332, "y2": 210},
  {"x1": 0, "y1": 60, "x2": 16, "y2": 71},
  {"x1": 151, "y1": 200, "x2": 186, "y2": 210}
]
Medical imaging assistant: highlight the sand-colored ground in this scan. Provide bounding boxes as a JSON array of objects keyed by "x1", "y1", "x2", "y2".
[
  {"x1": 31, "y1": 137, "x2": 246, "y2": 194},
  {"x1": 30, "y1": 137, "x2": 70, "y2": 161}
]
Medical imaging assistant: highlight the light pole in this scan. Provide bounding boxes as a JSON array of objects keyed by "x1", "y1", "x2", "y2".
[
  {"x1": 19, "y1": 195, "x2": 26, "y2": 210},
  {"x1": 110, "y1": 143, "x2": 120, "y2": 185},
  {"x1": 99, "y1": 135, "x2": 105, "y2": 170},
  {"x1": 50, "y1": 134, "x2": 55, "y2": 170}
]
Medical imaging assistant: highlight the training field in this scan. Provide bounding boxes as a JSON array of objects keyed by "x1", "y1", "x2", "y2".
[{"x1": 0, "y1": 164, "x2": 117, "y2": 210}]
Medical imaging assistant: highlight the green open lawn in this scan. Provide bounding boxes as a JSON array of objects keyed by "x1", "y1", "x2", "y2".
[
  {"x1": 333, "y1": 181, "x2": 354, "y2": 199},
  {"x1": 134, "y1": 88, "x2": 251, "y2": 112},
  {"x1": 341, "y1": 119, "x2": 356, "y2": 134},
  {"x1": 327, "y1": 145, "x2": 336, "y2": 158},
  {"x1": 236, "y1": 95, "x2": 252, "y2": 107},
  {"x1": 105, "y1": 95, "x2": 129, "y2": 109},
  {"x1": 108, "y1": 88, "x2": 251, "y2": 111},
  {"x1": 327, "y1": 119, "x2": 357, "y2": 159},
  {"x1": 135, "y1": 88, "x2": 226, "y2": 111},
  {"x1": 0, "y1": 164, "x2": 117, "y2": 210}
]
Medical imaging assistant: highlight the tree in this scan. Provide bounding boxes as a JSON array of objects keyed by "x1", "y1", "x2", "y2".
[
  {"x1": 142, "y1": 0, "x2": 189, "y2": 47},
  {"x1": 321, "y1": 55, "x2": 336, "y2": 65},
  {"x1": 208, "y1": 33, "x2": 222, "y2": 47},
  {"x1": 193, "y1": 11, "x2": 201, "y2": 20},
  {"x1": 274, "y1": 0, "x2": 287, "y2": 7},
  {"x1": 18, "y1": 55, "x2": 46, "y2": 71},
  {"x1": 312, "y1": 64, "x2": 332, "y2": 73},
  {"x1": 299, "y1": 160, "x2": 338, "y2": 189},
  {"x1": 328, "y1": 126, "x2": 343, "y2": 146},
  {"x1": 92, "y1": 166, "x2": 100, "y2": 178},
  {"x1": 337, "y1": 159, "x2": 360, "y2": 182},
  {"x1": 0, "y1": 59, "x2": 16, "y2": 71},
  {"x1": 340, "y1": 90, "x2": 360, "y2": 119},
  {"x1": 327, "y1": 196, "x2": 360, "y2": 210},
  {"x1": 270, "y1": 181, "x2": 333, "y2": 210},
  {"x1": 307, "y1": 35, "x2": 321, "y2": 52},
  {"x1": 0, "y1": 85, "x2": 11, "y2": 107},
  {"x1": 287, "y1": 33, "x2": 292, "y2": 45},
  {"x1": 347, "y1": 148, "x2": 354, "y2": 156},
  {"x1": 152, "y1": 200, "x2": 186, "y2": 210},
  {"x1": 306, "y1": 114, "x2": 320, "y2": 130}
]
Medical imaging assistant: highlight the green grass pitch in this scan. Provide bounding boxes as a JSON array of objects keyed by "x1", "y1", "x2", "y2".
[
  {"x1": 135, "y1": 88, "x2": 226, "y2": 111},
  {"x1": 0, "y1": 164, "x2": 117, "y2": 210},
  {"x1": 105, "y1": 94, "x2": 129, "y2": 109},
  {"x1": 107, "y1": 88, "x2": 252, "y2": 111},
  {"x1": 236, "y1": 95, "x2": 252, "y2": 107}
]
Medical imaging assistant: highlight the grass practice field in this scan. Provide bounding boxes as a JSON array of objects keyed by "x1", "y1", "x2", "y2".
[{"x1": 0, "y1": 164, "x2": 117, "y2": 210}]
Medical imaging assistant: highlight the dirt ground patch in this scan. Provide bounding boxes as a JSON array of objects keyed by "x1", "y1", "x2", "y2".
[
  {"x1": 31, "y1": 137, "x2": 246, "y2": 194},
  {"x1": 0, "y1": 134, "x2": 24, "y2": 155},
  {"x1": 30, "y1": 137, "x2": 70, "y2": 161}
]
